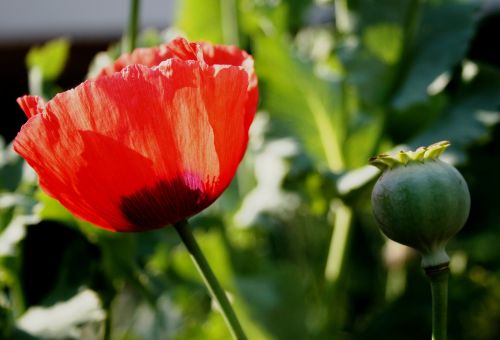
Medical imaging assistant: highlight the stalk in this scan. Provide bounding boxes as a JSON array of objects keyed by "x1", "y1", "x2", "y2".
[
  {"x1": 334, "y1": 0, "x2": 351, "y2": 35},
  {"x1": 127, "y1": 0, "x2": 140, "y2": 52},
  {"x1": 425, "y1": 264, "x2": 450, "y2": 340},
  {"x1": 173, "y1": 220, "x2": 247, "y2": 340},
  {"x1": 221, "y1": 0, "x2": 239, "y2": 45},
  {"x1": 323, "y1": 200, "x2": 353, "y2": 332}
]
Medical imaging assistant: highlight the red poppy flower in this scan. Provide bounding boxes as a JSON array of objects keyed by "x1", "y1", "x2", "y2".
[{"x1": 14, "y1": 38, "x2": 258, "y2": 232}]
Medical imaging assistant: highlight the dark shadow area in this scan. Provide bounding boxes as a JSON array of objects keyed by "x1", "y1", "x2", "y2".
[{"x1": 0, "y1": 41, "x2": 112, "y2": 142}]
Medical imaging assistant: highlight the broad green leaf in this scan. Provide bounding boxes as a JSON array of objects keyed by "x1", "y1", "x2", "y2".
[
  {"x1": 239, "y1": 0, "x2": 289, "y2": 38},
  {"x1": 26, "y1": 38, "x2": 70, "y2": 81},
  {"x1": 237, "y1": 270, "x2": 309, "y2": 339},
  {"x1": 349, "y1": 0, "x2": 411, "y2": 28},
  {"x1": 363, "y1": 23, "x2": 403, "y2": 65},
  {"x1": 387, "y1": 94, "x2": 448, "y2": 143},
  {"x1": 16, "y1": 289, "x2": 104, "y2": 339},
  {"x1": 342, "y1": 46, "x2": 396, "y2": 107},
  {"x1": 393, "y1": 1, "x2": 478, "y2": 108},
  {"x1": 411, "y1": 65, "x2": 500, "y2": 161},
  {"x1": 35, "y1": 191, "x2": 77, "y2": 228},
  {"x1": 255, "y1": 35, "x2": 345, "y2": 171},
  {"x1": 342, "y1": 0, "x2": 413, "y2": 106},
  {"x1": 344, "y1": 112, "x2": 384, "y2": 168},
  {"x1": 175, "y1": 0, "x2": 225, "y2": 43}
]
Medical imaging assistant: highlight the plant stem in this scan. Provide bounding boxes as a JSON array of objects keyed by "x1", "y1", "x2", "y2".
[
  {"x1": 334, "y1": 0, "x2": 351, "y2": 35},
  {"x1": 103, "y1": 305, "x2": 112, "y2": 340},
  {"x1": 127, "y1": 0, "x2": 140, "y2": 52},
  {"x1": 11, "y1": 270, "x2": 26, "y2": 318},
  {"x1": 323, "y1": 200, "x2": 353, "y2": 333},
  {"x1": 221, "y1": 0, "x2": 239, "y2": 45},
  {"x1": 325, "y1": 200, "x2": 352, "y2": 283},
  {"x1": 173, "y1": 220, "x2": 247, "y2": 340},
  {"x1": 425, "y1": 264, "x2": 449, "y2": 340}
]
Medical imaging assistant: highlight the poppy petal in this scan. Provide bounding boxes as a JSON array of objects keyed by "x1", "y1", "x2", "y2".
[
  {"x1": 98, "y1": 44, "x2": 176, "y2": 77},
  {"x1": 17, "y1": 95, "x2": 46, "y2": 118},
  {"x1": 15, "y1": 53, "x2": 255, "y2": 231}
]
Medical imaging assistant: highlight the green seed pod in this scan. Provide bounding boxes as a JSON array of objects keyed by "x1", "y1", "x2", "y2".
[{"x1": 370, "y1": 141, "x2": 470, "y2": 268}]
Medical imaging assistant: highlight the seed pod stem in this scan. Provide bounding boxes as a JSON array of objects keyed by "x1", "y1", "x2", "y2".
[
  {"x1": 370, "y1": 141, "x2": 467, "y2": 340},
  {"x1": 425, "y1": 263, "x2": 450, "y2": 340},
  {"x1": 421, "y1": 248, "x2": 450, "y2": 269}
]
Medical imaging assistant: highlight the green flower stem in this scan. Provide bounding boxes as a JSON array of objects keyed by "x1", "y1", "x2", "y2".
[
  {"x1": 173, "y1": 220, "x2": 247, "y2": 340},
  {"x1": 334, "y1": 0, "x2": 351, "y2": 35},
  {"x1": 325, "y1": 200, "x2": 352, "y2": 283},
  {"x1": 127, "y1": 0, "x2": 140, "y2": 52},
  {"x1": 11, "y1": 272, "x2": 26, "y2": 317},
  {"x1": 103, "y1": 304, "x2": 112, "y2": 340},
  {"x1": 324, "y1": 200, "x2": 353, "y2": 332},
  {"x1": 425, "y1": 264, "x2": 450, "y2": 340},
  {"x1": 221, "y1": 0, "x2": 239, "y2": 46}
]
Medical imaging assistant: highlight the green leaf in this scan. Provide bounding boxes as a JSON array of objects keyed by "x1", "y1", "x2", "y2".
[
  {"x1": 35, "y1": 191, "x2": 77, "y2": 228},
  {"x1": 175, "y1": 0, "x2": 224, "y2": 43},
  {"x1": 342, "y1": 0, "x2": 416, "y2": 106},
  {"x1": 26, "y1": 38, "x2": 70, "y2": 81},
  {"x1": 16, "y1": 289, "x2": 104, "y2": 339},
  {"x1": 239, "y1": 0, "x2": 289, "y2": 38},
  {"x1": 237, "y1": 269, "x2": 309, "y2": 339},
  {"x1": 363, "y1": 23, "x2": 403, "y2": 65},
  {"x1": 344, "y1": 109, "x2": 384, "y2": 168},
  {"x1": 411, "y1": 65, "x2": 500, "y2": 161},
  {"x1": 393, "y1": 1, "x2": 478, "y2": 109},
  {"x1": 0, "y1": 143, "x2": 23, "y2": 193},
  {"x1": 255, "y1": 35, "x2": 345, "y2": 171}
]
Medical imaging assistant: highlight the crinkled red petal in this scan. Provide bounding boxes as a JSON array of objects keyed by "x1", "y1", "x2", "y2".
[
  {"x1": 17, "y1": 95, "x2": 46, "y2": 118},
  {"x1": 15, "y1": 57, "x2": 254, "y2": 232}
]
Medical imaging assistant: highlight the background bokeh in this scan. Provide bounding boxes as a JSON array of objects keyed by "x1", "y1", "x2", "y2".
[{"x1": 1, "y1": 0, "x2": 500, "y2": 339}]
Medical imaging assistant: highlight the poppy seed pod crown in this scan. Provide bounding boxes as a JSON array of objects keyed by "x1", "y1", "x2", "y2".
[{"x1": 370, "y1": 141, "x2": 470, "y2": 268}]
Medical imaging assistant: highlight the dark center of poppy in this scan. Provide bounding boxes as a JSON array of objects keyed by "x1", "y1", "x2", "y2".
[{"x1": 119, "y1": 176, "x2": 208, "y2": 230}]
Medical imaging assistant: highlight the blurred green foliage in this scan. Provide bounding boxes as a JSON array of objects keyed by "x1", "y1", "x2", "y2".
[{"x1": 1, "y1": 0, "x2": 500, "y2": 339}]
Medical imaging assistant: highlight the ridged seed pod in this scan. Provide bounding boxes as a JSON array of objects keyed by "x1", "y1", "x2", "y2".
[{"x1": 370, "y1": 141, "x2": 470, "y2": 268}]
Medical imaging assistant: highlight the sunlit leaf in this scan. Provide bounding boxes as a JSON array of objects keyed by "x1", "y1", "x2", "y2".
[
  {"x1": 255, "y1": 35, "x2": 345, "y2": 170},
  {"x1": 0, "y1": 214, "x2": 38, "y2": 258},
  {"x1": 363, "y1": 23, "x2": 403, "y2": 65},
  {"x1": 410, "y1": 64, "x2": 500, "y2": 161},
  {"x1": 16, "y1": 289, "x2": 104, "y2": 339},
  {"x1": 26, "y1": 38, "x2": 70, "y2": 81},
  {"x1": 344, "y1": 110, "x2": 384, "y2": 168},
  {"x1": 175, "y1": 0, "x2": 224, "y2": 43},
  {"x1": 35, "y1": 191, "x2": 77, "y2": 228}
]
